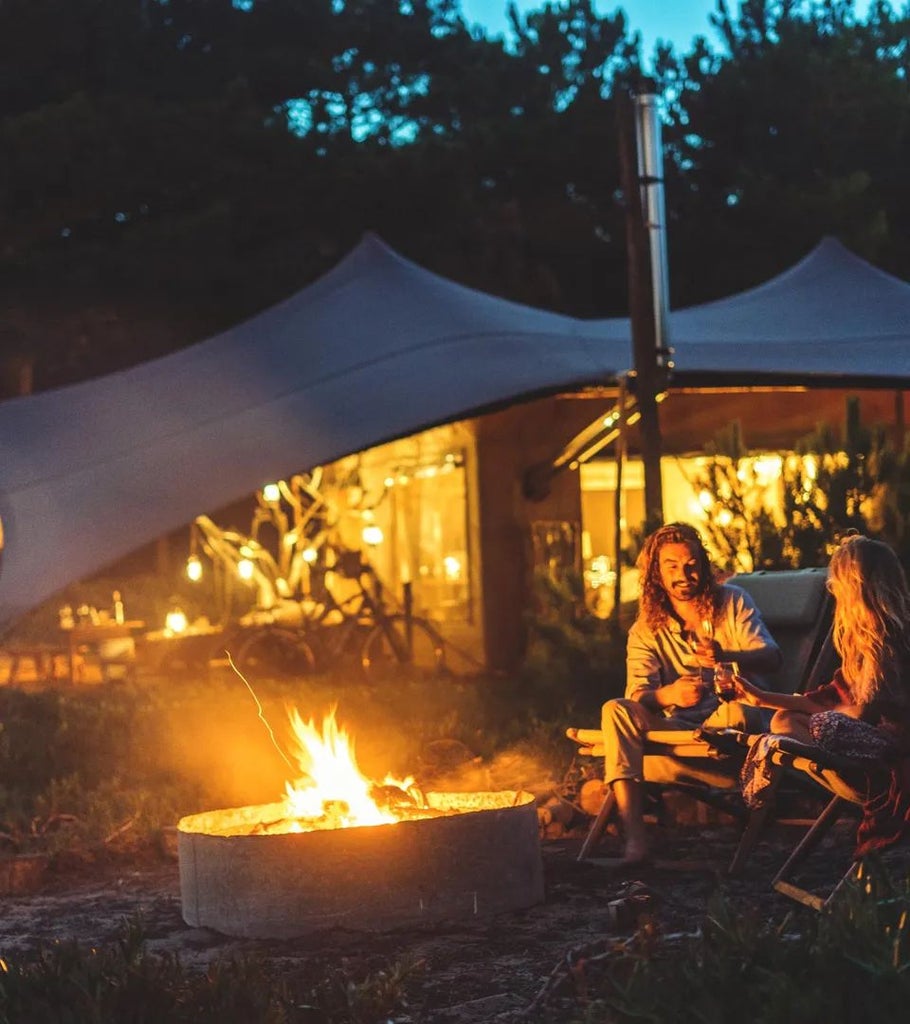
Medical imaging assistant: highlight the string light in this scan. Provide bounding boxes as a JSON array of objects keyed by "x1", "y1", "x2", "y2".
[{"x1": 362, "y1": 525, "x2": 384, "y2": 546}]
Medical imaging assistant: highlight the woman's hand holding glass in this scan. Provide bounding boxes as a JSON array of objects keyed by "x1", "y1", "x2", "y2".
[{"x1": 730, "y1": 671, "x2": 766, "y2": 706}]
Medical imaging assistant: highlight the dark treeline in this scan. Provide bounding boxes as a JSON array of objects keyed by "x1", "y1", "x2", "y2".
[{"x1": 0, "y1": 0, "x2": 908, "y2": 392}]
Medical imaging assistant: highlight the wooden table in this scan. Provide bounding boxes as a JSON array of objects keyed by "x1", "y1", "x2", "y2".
[{"x1": 64, "y1": 620, "x2": 145, "y2": 683}]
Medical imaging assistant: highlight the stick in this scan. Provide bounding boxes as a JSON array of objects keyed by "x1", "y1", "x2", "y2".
[
  {"x1": 227, "y1": 652, "x2": 295, "y2": 770},
  {"x1": 520, "y1": 937, "x2": 631, "y2": 1017}
]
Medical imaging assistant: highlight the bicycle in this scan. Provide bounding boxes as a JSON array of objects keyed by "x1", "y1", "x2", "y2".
[
  {"x1": 307, "y1": 555, "x2": 447, "y2": 682},
  {"x1": 232, "y1": 555, "x2": 447, "y2": 683},
  {"x1": 230, "y1": 622, "x2": 318, "y2": 679}
]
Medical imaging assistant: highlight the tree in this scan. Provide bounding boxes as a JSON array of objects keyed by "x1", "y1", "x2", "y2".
[
  {"x1": 2, "y1": 1, "x2": 910, "y2": 392},
  {"x1": 657, "y1": 0, "x2": 910, "y2": 303}
]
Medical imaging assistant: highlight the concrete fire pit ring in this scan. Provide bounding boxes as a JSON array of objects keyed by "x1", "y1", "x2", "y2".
[{"x1": 178, "y1": 790, "x2": 544, "y2": 937}]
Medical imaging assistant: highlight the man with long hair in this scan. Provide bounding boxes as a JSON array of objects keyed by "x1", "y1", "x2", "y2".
[{"x1": 584, "y1": 522, "x2": 782, "y2": 866}]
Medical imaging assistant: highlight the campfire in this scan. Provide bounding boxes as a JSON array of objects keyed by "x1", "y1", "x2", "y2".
[{"x1": 178, "y1": 707, "x2": 545, "y2": 937}]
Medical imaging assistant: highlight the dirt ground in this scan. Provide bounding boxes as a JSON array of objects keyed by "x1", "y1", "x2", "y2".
[{"x1": 3, "y1": 814, "x2": 902, "y2": 1023}]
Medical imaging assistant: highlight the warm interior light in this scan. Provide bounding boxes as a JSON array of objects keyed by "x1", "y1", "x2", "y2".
[
  {"x1": 238, "y1": 558, "x2": 255, "y2": 580},
  {"x1": 443, "y1": 555, "x2": 462, "y2": 580},
  {"x1": 302, "y1": 546, "x2": 318, "y2": 564},
  {"x1": 262, "y1": 483, "x2": 281, "y2": 503},
  {"x1": 587, "y1": 555, "x2": 614, "y2": 588},
  {"x1": 751, "y1": 455, "x2": 782, "y2": 485},
  {"x1": 186, "y1": 555, "x2": 203, "y2": 582},
  {"x1": 166, "y1": 608, "x2": 188, "y2": 634}
]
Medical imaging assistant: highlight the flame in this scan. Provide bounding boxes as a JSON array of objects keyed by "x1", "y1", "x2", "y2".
[{"x1": 279, "y1": 708, "x2": 418, "y2": 833}]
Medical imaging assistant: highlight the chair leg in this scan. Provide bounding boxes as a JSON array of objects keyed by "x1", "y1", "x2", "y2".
[
  {"x1": 772, "y1": 795, "x2": 848, "y2": 910},
  {"x1": 577, "y1": 787, "x2": 616, "y2": 862},
  {"x1": 728, "y1": 764, "x2": 788, "y2": 876}
]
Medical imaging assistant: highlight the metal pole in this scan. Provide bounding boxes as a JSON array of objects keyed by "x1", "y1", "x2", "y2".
[
  {"x1": 617, "y1": 89, "x2": 664, "y2": 526},
  {"x1": 634, "y1": 86, "x2": 672, "y2": 377},
  {"x1": 612, "y1": 378, "x2": 628, "y2": 628},
  {"x1": 402, "y1": 579, "x2": 414, "y2": 658}
]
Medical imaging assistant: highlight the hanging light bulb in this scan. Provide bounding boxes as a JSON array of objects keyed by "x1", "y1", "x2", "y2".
[
  {"x1": 238, "y1": 558, "x2": 255, "y2": 581},
  {"x1": 362, "y1": 524, "x2": 384, "y2": 547},
  {"x1": 165, "y1": 607, "x2": 188, "y2": 634},
  {"x1": 186, "y1": 555, "x2": 203, "y2": 582},
  {"x1": 262, "y1": 482, "x2": 281, "y2": 504}
]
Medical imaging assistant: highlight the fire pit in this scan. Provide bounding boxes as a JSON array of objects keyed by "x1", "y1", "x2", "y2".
[{"x1": 178, "y1": 710, "x2": 544, "y2": 937}]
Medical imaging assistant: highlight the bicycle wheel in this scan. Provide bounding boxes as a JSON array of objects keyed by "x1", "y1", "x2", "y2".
[
  {"x1": 232, "y1": 627, "x2": 317, "y2": 678},
  {"x1": 360, "y1": 615, "x2": 446, "y2": 682}
]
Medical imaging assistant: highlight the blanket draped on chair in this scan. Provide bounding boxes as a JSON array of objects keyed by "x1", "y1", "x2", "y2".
[{"x1": 740, "y1": 711, "x2": 910, "y2": 859}]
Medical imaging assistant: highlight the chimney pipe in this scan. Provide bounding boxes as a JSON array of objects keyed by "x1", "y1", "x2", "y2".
[{"x1": 634, "y1": 86, "x2": 672, "y2": 375}]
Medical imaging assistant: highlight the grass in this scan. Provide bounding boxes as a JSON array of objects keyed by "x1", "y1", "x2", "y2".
[
  {"x1": 3, "y1": 662, "x2": 910, "y2": 1022},
  {"x1": 546, "y1": 859, "x2": 910, "y2": 1023},
  {"x1": 0, "y1": 665, "x2": 563, "y2": 1021},
  {"x1": 0, "y1": 914, "x2": 420, "y2": 1024},
  {"x1": 0, "y1": 663, "x2": 580, "y2": 857}
]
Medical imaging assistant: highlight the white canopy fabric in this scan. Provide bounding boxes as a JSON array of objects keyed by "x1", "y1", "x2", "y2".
[
  {"x1": 2, "y1": 233, "x2": 909, "y2": 627},
  {"x1": 596, "y1": 236, "x2": 910, "y2": 379},
  {"x1": 0, "y1": 234, "x2": 625, "y2": 626}
]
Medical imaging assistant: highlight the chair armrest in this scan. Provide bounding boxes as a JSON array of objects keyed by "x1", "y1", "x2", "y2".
[
  {"x1": 645, "y1": 729, "x2": 701, "y2": 745},
  {"x1": 644, "y1": 729, "x2": 732, "y2": 759},
  {"x1": 763, "y1": 736, "x2": 866, "y2": 775},
  {"x1": 695, "y1": 727, "x2": 753, "y2": 755}
]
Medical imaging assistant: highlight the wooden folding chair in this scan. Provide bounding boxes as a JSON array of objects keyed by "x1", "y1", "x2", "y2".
[
  {"x1": 727, "y1": 734, "x2": 902, "y2": 909},
  {"x1": 771, "y1": 794, "x2": 858, "y2": 910},
  {"x1": 572, "y1": 567, "x2": 836, "y2": 862}
]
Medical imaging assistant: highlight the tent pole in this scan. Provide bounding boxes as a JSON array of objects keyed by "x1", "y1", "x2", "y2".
[
  {"x1": 617, "y1": 84, "x2": 664, "y2": 528},
  {"x1": 612, "y1": 377, "x2": 628, "y2": 627}
]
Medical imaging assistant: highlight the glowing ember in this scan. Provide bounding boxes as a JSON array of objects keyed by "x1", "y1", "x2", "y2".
[{"x1": 255, "y1": 707, "x2": 428, "y2": 835}]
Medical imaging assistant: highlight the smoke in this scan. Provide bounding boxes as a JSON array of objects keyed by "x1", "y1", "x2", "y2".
[
  {"x1": 133, "y1": 677, "x2": 563, "y2": 817},
  {"x1": 149, "y1": 691, "x2": 296, "y2": 810},
  {"x1": 415, "y1": 739, "x2": 560, "y2": 797}
]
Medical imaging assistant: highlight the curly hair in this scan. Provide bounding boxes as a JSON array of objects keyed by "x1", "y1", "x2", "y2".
[
  {"x1": 636, "y1": 522, "x2": 721, "y2": 632},
  {"x1": 829, "y1": 535, "x2": 910, "y2": 705}
]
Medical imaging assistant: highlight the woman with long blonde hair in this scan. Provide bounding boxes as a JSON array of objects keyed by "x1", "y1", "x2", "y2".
[
  {"x1": 734, "y1": 534, "x2": 910, "y2": 742},
  {"x1": 735, "y1": 535, "x2": 910, "y2": 856}
]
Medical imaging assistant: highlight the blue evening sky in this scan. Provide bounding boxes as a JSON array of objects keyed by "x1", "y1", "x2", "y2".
[{"x1": 460, "y1": 1, "x2": 874, "y2": 57}]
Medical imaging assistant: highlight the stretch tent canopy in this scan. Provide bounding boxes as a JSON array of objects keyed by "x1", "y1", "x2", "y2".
[
  {"x1": 596, "y1": 236, "x2": 910, "y2": 380},
  {"x1": 2, "y1": 234, "x2": 910, "y2": 626},
  {"x1": 0, "y1": 234, "x2": 626, "y2": 626}
]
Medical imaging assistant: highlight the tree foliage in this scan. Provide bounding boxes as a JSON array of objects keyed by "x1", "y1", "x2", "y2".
[
  {"x1": 0, "y1": 0, "x2": 908, "y2": 391},
  {"x1": 691, "y1": 397, "x2": 910, "y2": 573}
]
